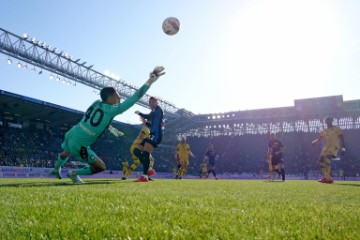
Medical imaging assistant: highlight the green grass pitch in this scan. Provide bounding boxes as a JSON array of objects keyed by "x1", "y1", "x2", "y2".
[{"x1": 0, "y1": 178, "x2": 360, "y2": 240}]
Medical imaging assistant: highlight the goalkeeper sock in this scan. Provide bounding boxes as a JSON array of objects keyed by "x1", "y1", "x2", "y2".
[
  {"x1": 74, "y1": 166, "x2": 93, "y2": 176},
  {"x1": 55, "y1": 154, "x2": 68, "y2": 169}
]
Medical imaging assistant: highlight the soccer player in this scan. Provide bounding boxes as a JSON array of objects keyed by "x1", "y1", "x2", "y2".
[
  {"x1": 199, "y1": 162, "x2": 208, "y2": 179},
  {"x1": 204, "y1": 143, "x2": 219, "y2": 180},
  {"x1": 175, "y1": 151, "x2": 181, "y2": 172},
  {"x1": 50, "y1": 66, "x2": 165, "y2": 183},
  {"x1": 133, "y1": 96, "x2": 164, "y2": 182},
  {"x1": 121, "y1": 160, "x2": 129, "y2": 176},
  {"x1": 175, "y1": 136, "x2": 195, "y2": 180},
  {"x1": 121, "y1": 121, "x2": 155, "y2": 180},
  {"x1": 267, "y1": 132, "x2": 286, "y2": 181},
  {"x1": 312, "y1": 116, "x2": 346, "y2": 184}
]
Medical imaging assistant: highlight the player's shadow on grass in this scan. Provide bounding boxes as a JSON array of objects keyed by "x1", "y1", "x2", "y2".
[
  {"x1": 335, "y1": 182, "x2": 360, "y2": 187},
  {"x1": 0, "y1": 179, "x2": 120, "y2": 188},
  {"x1": 264, "y1": 180, "x2": 285, "y2": 183}
]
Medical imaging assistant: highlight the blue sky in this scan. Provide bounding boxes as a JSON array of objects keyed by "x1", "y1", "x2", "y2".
[{"x1": 1, "y1": 0, "x2": 360, "y2": 124}]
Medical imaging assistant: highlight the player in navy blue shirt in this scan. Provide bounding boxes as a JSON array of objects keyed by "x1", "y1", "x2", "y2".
[
  {"x1": 267, "y1": 132, "x2": 286, "y2": 181},
  {"x1": 133, "y1": 96, "x2": 164, "y2": 182},
  {"x1": 204, "y1": 143, "x2": 219, "y2": 180}
]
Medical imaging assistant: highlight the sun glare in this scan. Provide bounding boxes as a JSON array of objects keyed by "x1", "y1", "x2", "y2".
[{"x1": 222, "y1": 0, "x2": 339, "y2": 109}]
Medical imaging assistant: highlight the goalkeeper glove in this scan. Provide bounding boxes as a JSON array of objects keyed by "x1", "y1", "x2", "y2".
[
  {"x1": 108, "y1": 125, "x2": 124, "y2": 137},
  {"x1": 146, "y1": 66, "x2": 165, "y2": 85}
]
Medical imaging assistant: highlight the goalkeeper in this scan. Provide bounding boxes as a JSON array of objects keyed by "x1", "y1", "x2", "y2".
[{"x1": 50, "y1": 66, "x2": 165, "y2": 183}]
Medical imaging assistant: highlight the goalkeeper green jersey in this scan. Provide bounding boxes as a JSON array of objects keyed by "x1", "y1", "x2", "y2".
[{"x1": 65, "y1": 84, "x2": 149, "y2": 147}]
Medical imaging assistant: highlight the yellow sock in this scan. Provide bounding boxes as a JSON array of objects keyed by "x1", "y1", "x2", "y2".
[
  {"x1": 320, "y1": 167, "x2": 327, "y2": 178},
  {"x1": 325, "y1": 166, "x2": 331, "y2": 179},
  {"x1": 125, "y1": 164, "x2": 137, "y2": 177},
  {"x1": 179, "y1": 168, "x2": 185, "y2": 177}
]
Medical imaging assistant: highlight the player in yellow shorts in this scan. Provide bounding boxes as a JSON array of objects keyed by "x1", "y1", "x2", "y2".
[
  {"x1": 175, "y1": 136, "x2": 195, "y2": 179},
  {"x1": 121, "y1": 160, "x2": 129, "y2": 176},
  {"x1": 199, "y1": 162, "x2": 208, "y2": 178},
  {"x1": 312, "y1": 116, "x2": 346, "y2": 184},
  {"x1": 122, "y1": 122, "x2": 155, "y2": 180}
]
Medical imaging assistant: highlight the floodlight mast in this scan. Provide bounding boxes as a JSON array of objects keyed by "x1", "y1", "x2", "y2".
[{"x1": 0, "y1": 27, "x2": 180, "y2": 117}]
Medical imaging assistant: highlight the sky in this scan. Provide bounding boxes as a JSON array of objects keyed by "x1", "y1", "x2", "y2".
[{"x1": 1, "y1": 0, "x2": 360, "y2": 124}]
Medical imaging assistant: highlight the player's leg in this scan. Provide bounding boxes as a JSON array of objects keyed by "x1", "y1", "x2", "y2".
[
  {"x1": 273, "y1": 166, "x2": 281, "y2": 175},
  {"x1": 134, "y1": 138, "x2": 155, "y2": 182},
  {"x1": 211, "y1": 165, "x2": 218, "y2": 179},
  {"x1": 271, "y1": 157, "x2": 280, "y2": 181},
  {"x1": 207, "y1": 169, "x2": 211, "y2": 178},
  {"x1": 142, "y1": 143, "x2": 153, "y2": 175},
  {"x1": 177, "y1": 161, "x2": 183, "y2": 177},
  {"x1": 279, "y1": 161, "x2": 285, "y2": 181},
  {"x1": 178, "y1": 163, "x2": 187, "y2": 179},
  {"x1": 125, "y1": 159, "x2": 140, "y2": 177},
  {"x1": 324, "y1": 156, "x2": 333, "y2": 183},
  {"x1": 56, "y1": 151, "x2": 71, "y2": 168},
  {"x1": 149, "y1": 154, "x2": 155, "y2": 168},
  {"x1": 147, "y1": 154, "x2": 156, "y2": 179},
  {"x1": 268, "y1": 154, "x2": 274, "y2": 180},
  {"x1": 50, "y1": 137, "x2": 72, "y2": 179},
  {"x1": 177, "y1": 163, "x2": 182, "y2": 177},
  {"x1": 122, "y1": 163, "x2": 127, "y2": 175},
  {"x1": 50, "y1": 150, "x2": 71, "y2": 179},
  {"x1": 175, "y1": 163, "x2": 181, "y2": 179},
  {"x1": 67, "y1": 146, "x2": 106, "y2": 184},
  {"x1": 178, "y1": 157, "x2": 189, "y2": 179},
  {"x1": 317, "y1": 155, "x2": 329, "y2": 183},
  {"x1": 124, "y1": 145, "x2": 142, "y2": 179}
]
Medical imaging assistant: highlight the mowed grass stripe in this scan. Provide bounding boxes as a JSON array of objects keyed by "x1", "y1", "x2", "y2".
[{"x1": 0, "y1": 178, "x2": 359, "y2": 239}]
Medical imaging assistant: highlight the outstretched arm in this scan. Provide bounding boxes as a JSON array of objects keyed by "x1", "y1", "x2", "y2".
[
  {"x1": 137, "y1": 110, "x2": 156, "y2": 120},
  {"x1": 312, "y1": 135, "x2": 323, "y2": 145},
  {"x1": 112, "y1": 66, "x2": 165, "y2": 115}
]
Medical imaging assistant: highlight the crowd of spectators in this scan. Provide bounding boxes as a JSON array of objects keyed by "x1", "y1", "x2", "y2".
[
  {"x1": 0, "y1": 125, "x2": 136, "y2": 171},
  {"x1": 1, "y1": 124, "x2": 359, "y2": 177}
]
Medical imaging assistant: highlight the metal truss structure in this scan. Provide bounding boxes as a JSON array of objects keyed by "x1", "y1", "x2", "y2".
[
  {"x1": 0, "y1": 27, "x2": 185, "y2": 119},
  {"x1": 2, "y1": 27, "x2": 360, "y2": 138}
]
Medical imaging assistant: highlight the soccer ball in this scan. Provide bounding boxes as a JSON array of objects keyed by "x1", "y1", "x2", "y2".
[{"x1": 162, "y1": 17, "x2": 180, "y2": 36}]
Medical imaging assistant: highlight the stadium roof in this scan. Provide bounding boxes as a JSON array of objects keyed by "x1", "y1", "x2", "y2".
[
  {"x1": 2, "y1": 89, "x2": 360, "y2": 138},
  {"x1": 0, "y1": 89, "x2": 132, "y2": 129}
]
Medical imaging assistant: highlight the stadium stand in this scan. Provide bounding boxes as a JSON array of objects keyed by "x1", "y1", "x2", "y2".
[
  {"x1": 1, "y1": 90, "x2": 360, "y2": 179},
  {"x1": 0, "y1": 89, "x2": 139, "y2": 171}
]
